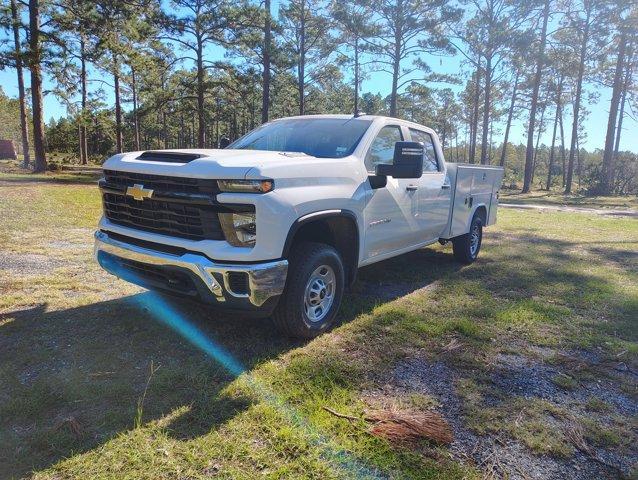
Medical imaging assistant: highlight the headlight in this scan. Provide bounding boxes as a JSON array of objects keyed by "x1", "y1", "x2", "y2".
[
  {"x1": 219, "y1": 211, "x2": 256, "y2": 247},
  {"x1": 218, "y1": 179, "x2": 273, "y2": 193}
]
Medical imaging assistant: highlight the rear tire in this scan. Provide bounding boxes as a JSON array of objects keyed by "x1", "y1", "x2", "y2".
[
  {"x1": 452, "y1": 214, "x2": 483, "y2": 264},
  {"x1": 273, "y1": 242, "x2": 345, "y2": 339}
]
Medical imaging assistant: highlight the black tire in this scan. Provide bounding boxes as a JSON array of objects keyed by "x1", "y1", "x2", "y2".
[
  {"x1": 273, "y1": 242, "x2": 345, "y2": 339},
  {"x1": 452, "y1": 214, "x2": 483, "y2": 264}
]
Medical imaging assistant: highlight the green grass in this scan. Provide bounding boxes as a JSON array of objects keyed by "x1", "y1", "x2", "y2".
[
  {"x1": 552, "y1": 373, "x2": 578, "y2": 391},
  {"x1": 1, "y1": 176, "x2": 637, "y2": 479},
  {"x1": 584, "y1": 397, "x2": 612, "y2": 412},
  {"x1": 466, "y1": 397, "x2": 574, "y2": 458},
  {"x1": 499, "y1": 189, "x2": 638, "y2": 210},
  {"x1": 0, "y1": 159, "x2": 101, "y2": 185}
]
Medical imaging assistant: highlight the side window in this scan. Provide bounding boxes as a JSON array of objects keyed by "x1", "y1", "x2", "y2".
[
  {"x1": 409, "y1": 129, "x2": 439, "y2": 172},
  {"x1": 364, "y1": 125, "x2": 403, "y2": 172}
]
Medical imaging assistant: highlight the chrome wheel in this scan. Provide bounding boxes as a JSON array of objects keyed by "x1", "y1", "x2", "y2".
[
  {"x1": 469, "y1": 222, "x2": 481, "y2": 257},
  {"x1": 303, "y1": 264, "x2": 336, "y2": 323}
]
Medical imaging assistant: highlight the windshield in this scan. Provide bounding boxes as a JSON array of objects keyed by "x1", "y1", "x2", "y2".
[{"x1": 228, "y1": 118, "x2": 372, "y2": 158}]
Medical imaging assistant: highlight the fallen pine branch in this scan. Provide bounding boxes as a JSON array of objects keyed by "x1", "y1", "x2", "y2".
[
  {"x1": 323, "y1": 406, "x2": 453, "y2": 446},
  {"x1": 366, "y1": 409, "x2": 454, "y2": 445},
  {"x1": 322, "y1": 406, "x2": 360, "y2": 422}
]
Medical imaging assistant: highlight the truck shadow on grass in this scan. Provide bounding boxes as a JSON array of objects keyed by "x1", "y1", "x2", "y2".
[{"x1": 0, "y1": 246, "x2": 460, "y2": 478}]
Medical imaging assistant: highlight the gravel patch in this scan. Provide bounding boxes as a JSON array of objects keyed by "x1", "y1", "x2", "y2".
[
  {"x1": 0, "y1": 253, "x2": 65, "y2": 276},
  {"x1": 492, "y1": 352, "x2": 637, "y2": 417},
  {"x1": 366, "y1": 352, "x2": 636, "y2": 479}
]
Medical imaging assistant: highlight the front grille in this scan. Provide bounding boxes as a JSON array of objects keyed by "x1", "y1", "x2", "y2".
[
  {"x1": 103, "y1": 169, "x2": 219, "y2": 196},
  {"x1": 100, "y1": 170, "x2": 252, "y2": 241},
  {"x1": 102, "y1": 192, "x2": 224, "y2": 240}
]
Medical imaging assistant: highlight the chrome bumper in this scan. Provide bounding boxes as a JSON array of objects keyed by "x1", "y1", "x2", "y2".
[{"x1": 94, "y1": 230, "x2": 288, "y2": 309}]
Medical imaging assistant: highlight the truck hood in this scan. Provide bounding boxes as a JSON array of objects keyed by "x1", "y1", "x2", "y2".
[{"x1": 102, "y1": 148, "x2": 332, "y2": 180}]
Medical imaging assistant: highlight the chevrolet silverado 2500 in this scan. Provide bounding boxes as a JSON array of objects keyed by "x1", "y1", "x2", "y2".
[{"x1": 95, "y1": 115, "x2": 504, "y2": 338}]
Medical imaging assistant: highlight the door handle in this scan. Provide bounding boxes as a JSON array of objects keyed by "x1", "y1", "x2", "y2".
[
  {"x1": 406, "y1": 185, "x2": 418, "y2": 191},
  {"x1": 441, "y1": 184, "x2": 451, "y2": 189}
]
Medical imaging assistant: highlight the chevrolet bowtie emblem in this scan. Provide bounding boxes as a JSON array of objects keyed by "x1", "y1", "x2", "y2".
[{"x1": 126, "y1": 184, "x2": 154, "y2": 201}]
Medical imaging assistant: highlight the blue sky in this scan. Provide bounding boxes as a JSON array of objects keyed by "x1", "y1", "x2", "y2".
[{"x1": 1, "y1": 6, "x2": 635, "y2": 154}]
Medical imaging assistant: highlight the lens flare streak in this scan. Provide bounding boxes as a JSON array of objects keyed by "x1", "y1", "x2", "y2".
[{"x1": 132, "y1": 291, "x2": 384, "y2": 479}]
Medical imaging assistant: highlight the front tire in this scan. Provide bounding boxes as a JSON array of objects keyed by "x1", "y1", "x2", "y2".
[
  {"x1": 273, "y1": 242, "x2": 345, "y2": 339},
  {"x1": 452, "y1": 214, "x2": 483, "y2": 264}
]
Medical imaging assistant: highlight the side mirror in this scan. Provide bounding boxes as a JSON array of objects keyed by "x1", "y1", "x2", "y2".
[{"x1": 375, "y1": 141, "x2": 423, "y2": 178}]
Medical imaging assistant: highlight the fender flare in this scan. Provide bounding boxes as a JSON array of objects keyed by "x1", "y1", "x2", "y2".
[
  {"x1": 281, "y1": 209, "x2": 361, "y2": 286},
  {"x1": 281, "y1": 209, "x2": 361, "y2": 258},
  {"x1": 465, "y1": 203, "x2": 488, "y2": 232}
]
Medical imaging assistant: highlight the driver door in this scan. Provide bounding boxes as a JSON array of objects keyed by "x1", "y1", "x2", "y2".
[{"x1": 362, "y1": 124, "x2": 423, "y2": 261}]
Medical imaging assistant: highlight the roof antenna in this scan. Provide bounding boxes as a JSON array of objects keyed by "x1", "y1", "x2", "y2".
[{"x1": 353, "y1": 111, "x2": 366, "y2": 118}]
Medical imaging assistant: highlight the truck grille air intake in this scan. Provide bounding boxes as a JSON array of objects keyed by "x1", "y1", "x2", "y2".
[{"x1": 99, "y1": 170, "x2": 252, "y2": 242}]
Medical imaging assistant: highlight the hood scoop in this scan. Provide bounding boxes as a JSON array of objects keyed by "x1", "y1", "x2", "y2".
[{"x1": 135, "y1": 151, "x2": 204, "y2": 163}]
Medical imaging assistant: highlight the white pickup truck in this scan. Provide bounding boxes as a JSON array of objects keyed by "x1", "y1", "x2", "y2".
[{"x1": 95, "y1": 115, "x2": 503, "y2": 338}]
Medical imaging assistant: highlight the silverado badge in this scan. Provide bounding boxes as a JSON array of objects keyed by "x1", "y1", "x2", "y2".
[{"x1": 126, "y1": 184, "x2": 154, "y2": 201}]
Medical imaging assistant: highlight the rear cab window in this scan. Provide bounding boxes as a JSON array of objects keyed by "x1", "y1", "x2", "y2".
[{"x1": 409, "y1": 128, "x2": 440, "y2": 173}]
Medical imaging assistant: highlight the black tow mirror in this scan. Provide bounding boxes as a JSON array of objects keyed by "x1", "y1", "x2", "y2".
[{"x1": 375, "y1": 141, "x2": 423, "y2": 179}]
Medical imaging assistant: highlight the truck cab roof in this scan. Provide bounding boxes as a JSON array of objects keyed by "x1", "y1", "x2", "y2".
[{"x1": 268, "y1": 114, "x2": 438, "y2": 136}]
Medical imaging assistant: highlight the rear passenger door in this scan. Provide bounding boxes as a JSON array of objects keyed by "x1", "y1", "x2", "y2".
[
  {"x1": 408, "y1": 128, "x2": 451, "y2": 240},
  {"x1": 362, "y1": 124, "x2": 423, "y2": 260}
]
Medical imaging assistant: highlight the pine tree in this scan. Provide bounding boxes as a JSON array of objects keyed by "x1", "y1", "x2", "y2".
[
  {"x1": 368, "y1": 0, "x2": 459, "y2": 117},
  {"x1": 160, "y1": 0, "x2": 238, "y2": 147},
  {"x1": 280, "y1": 0, "x2": 336, "y2": 115},
  {"x1": 330, "y1": 0, "x2": 376, "y2": 115}
]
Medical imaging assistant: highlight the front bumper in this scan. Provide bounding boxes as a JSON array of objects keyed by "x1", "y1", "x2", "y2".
[{"x1": 94, "y1": 230, "x2": 288, "y2": 313}]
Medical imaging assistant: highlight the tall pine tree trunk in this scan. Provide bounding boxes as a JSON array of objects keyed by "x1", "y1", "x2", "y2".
[
  {"x1": 11, "y1": 0, "x2": 30, "y2": 169},
  {"x1": 131, "y1": 66, "x2": 141, "y2": 150},
  {"x1": 546, "y1": 78, "x2": 563, "y2": 190},
  {"x1": 389, "y1": 0, "x2": 403, "y2": 117},
  {"x1": 162, "y1": 112, "x2": 168, "y2": 149},
  {"x1": 480, "y1": 55, "x2": 492, "y2": 164},
  {"x1": 565, "y1": 7, "x2": 591, "y2": 194},
  {"x1": 196, "y1": 36, "x2": 206, "y2": 147},
  {"x1": 522, "y1": 0, "x2": 550, "y2": 193},
  {"x1": 261, "y1": 0, "x2": 271, "y2": 123},
  {"x1": 113, "y1": 53, "x2": 123, "y2": 153},
  {"x1": 298, "y1": 0, "x2": 306, "y2": 115},
  {"x1": 389, "y1": 40, "x2": 401, "y2": 116},
  {"x1": 546, "y1": 105, "x2": 559, "y2": 190},
  {"x1": 354, "y1": 36, "x2": 359, "y2": 115},
  {"x1": 29, "y1": 0, "x2": 47, "y2": 172},
  {"x1": 531, "y1": 103, "x2": 546, "y2": 186},
  {"x1": 469, "y1": 65, "x2": 481, "y2": 164},
  {"x1": 613, "y1": 48, "x2": 633, "y2": 161},
  {"x1": 600, "y1": 31, "x2": 627, "y2": 194},
  {"x1": 79, "y1": 35, "x2": 88, "y2": 164},
  {"x1": 559, "y1": 103, "x2": 566, "y2": 186},
  {"x1": 500, "y1": 71, "x2": 519, "y2": 167}
]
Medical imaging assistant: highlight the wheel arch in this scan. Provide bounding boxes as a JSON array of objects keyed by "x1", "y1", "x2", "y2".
[
  {"x1": 460, "y1": 203, "x2": 488, "y2": 234},
  {"x1": 282, "y1": 210, "x2": 360, "y2": 285},
  {"x1": 473, "y1": 204, "x2": 488, "y2": 224}
]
